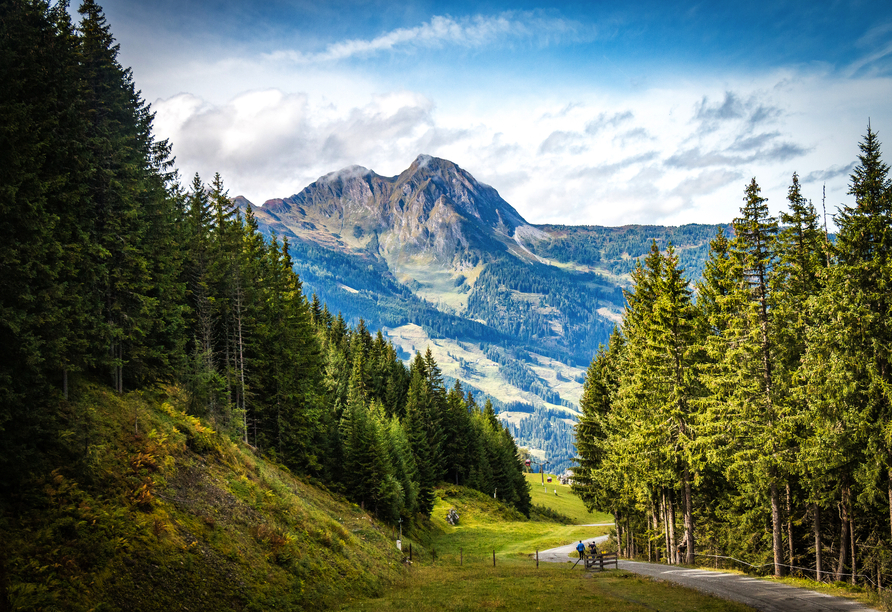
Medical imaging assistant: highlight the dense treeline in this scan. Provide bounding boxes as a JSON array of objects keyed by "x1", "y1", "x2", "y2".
[
  {"x1": 573, "y1": 128, "x2": 892, "y2": 585},
  {"x1": 467, "y1": 258, "x2": 616, "y2": 362},
  {"x1": 531, "y1": 223, "x2": 725, "y2": 280},
  {"x1": 0, "y1": 0, "x2": 531, "y2": 523},
  {"x1": 504, "y1": 406, "x2": 577, "y2": 471}
]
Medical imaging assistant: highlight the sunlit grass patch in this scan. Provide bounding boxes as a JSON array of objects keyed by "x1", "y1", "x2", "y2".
[
  {"x1": 523, "y1": 472, "x2": 612, "y2": 524},
  {"x1": 338, "y1": 565, "x2": 756, "y2": 611}
]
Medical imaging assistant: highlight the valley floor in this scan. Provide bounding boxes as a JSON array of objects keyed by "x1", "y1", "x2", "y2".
[{"x1": 338, "y1": 481, "x2": 883, "y2": 612}]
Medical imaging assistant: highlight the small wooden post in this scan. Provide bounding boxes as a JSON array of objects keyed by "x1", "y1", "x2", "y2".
[
  {"x1": 536, "y1": 549, "x2": 539, "y2": 568},
  {"x1": 409, "y1": 543, "x2": 412, "y2": 561},
  {"x1": 493, "y1": 550, "x2": 496, "y2": 567}
]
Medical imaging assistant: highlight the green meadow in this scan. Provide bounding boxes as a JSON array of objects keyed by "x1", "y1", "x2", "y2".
[
  {"x1": 339, "y1": 486, "x2": 755, "y2": 612},
  {"x1": 523, "y1": 472, "x2": 613, "y2": 525}
]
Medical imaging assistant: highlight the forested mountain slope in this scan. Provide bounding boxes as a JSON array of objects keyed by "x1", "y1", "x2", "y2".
[{"x1": 236, "y1": 158, "x2": 724, "y2": 471}]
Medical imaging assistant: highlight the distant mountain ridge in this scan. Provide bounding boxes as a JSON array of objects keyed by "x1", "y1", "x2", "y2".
[{"x1": 236, "y1": 155, "x2": 725, "y2": 472}]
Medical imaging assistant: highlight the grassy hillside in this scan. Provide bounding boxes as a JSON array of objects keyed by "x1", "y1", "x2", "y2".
[
  {"x1": 523, "y1": 473, "x2": 613, "y2": 525},
  {"x1": 423, "y1": 487, "x2": 609, "y2": 563},
  {"x1": 1, "y1": 384, "x2": 408, "y2": 611}
]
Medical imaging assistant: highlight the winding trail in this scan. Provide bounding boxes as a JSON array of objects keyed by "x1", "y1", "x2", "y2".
[{"x1": 538, "y1": 539, "x2": 874, "y2": 612}]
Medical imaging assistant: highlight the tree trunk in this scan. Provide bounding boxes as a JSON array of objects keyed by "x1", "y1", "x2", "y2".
[
  {"x1": 814, "y1": 503, "x2": 822, "y2": 582},
  {"x1": 849, "y1": 512, "x2": 856, "y2": 585},
  {"x1": 116, "y1": 342, "x2": 123, "y2": 394},
  {"x1": 836, "y1": 498, "x2": 849, "y2": 582},
  {"x1": 668, "y1": 493, "x2": 678, "y2": 565},
  {"x1": 652, "y1": 503, "x2": 660, "y2": 562},
  {"x1": 684, "y1": 467, "x2": 695, "y2": 565},
  {"x1": 770, "y1": 480, "x2": 784, "y2": 577},
  {"x1": 614, "y1": 509, "x2": 622, "y2": 557},
  {"x1": 626, "y1": 517, "x2": 631, "y2": 558},
  {"x1": 786, "y1": 482, "x2": 794, "y2": 567},
  {"x1": 662, "y1": 490, "x2": 670, "y2": 563},
  {"x1": 648, "y1": 528, "x2": 653, "y2": 562},
  {"x1": 236, "y1": 290, "x2": 248, "y2": 445}
]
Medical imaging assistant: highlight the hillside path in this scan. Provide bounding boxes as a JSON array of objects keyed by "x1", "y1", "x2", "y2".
[{"x1": 538, "y1": 542, "x2": 874, "y2": 612}]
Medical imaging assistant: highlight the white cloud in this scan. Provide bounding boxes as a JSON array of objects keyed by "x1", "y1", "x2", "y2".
[
  {"x1": 151, "y1": 65, "x2": 892, "y2": 230},
  {"x1": 155, "y1": 89, "x2": 436, "y2": 201},
  {"x1": 264, "y1": 12, "x2": 592, "y2": 64}
]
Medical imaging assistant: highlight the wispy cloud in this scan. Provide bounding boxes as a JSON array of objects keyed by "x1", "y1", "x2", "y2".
[
  {"x1": 266, "y1": 12, "x2": 593, "y2": 64},
  {"x1": 693, "y1": 92, "x2": 783, "y2": 136},
  {"x1": 696, "y1": 92, "x2": 746, "y2": 121},
  {"x1": 666, "y1": 142, "x2": 807, "y2": 169},
  {"x1": 848, "y1": 21, "x2": 892, "y2": 77},
  {"x1": 585, "y1": 111, "x2": 633, "y2": 135},
  {"x1": 802, "y1": 163, "x2": 856, "y2": 184}
]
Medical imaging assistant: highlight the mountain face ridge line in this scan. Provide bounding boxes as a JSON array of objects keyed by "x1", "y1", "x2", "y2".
[{"x1": 233, "y1": 154, "x2": 725, "y2": 473}]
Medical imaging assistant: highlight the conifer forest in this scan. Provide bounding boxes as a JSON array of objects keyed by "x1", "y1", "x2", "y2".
[
  {"x1": 572, "y1": 135, "x2": 892, "y2": 584},
  {"x1": 0, "y1": 0, "x2": 532, "y2": 528}
]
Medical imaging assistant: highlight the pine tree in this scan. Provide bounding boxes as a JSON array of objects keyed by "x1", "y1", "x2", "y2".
[
  {"x1": 771, "y1": 173, "x2": 826, "y2": 570},
  {"x1": 802, "y1": 125, "x2": 892, "y2": 580},
  {"x1": 404, "y1": 369, "x2": 437, "y2": 514},
  {"x1": 572, "y1": 330, "x2": 624, "y2": 514},
  {"x1": 78, "y1": 0, "x2": 175, "y2": 392},
  {"x1": 728, "y1": 178, "x2": 791, "y2": 576}
]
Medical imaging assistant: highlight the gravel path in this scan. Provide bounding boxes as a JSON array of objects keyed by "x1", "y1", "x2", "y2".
[
  {"x1": 537, "y1": 534, "x2": 610, "y2": 563},
  {"x1": 538, "y1": 542, "x2": 875, "y2": 612}
]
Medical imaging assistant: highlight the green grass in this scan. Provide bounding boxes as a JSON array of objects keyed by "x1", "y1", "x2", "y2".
[
  {"x1": 772, "y1": 575, "x2": 886, "y2": 610},
  {"x1": 338, "y1": 560, "x2": 755, "y2": 611},
  {"x1": 2, "y1": 384, "x2": 406, "y2": 612},
  {"x1": 427, "y1": 487, "x2": 609, "y2": 563},
  {"x1": 341, "y1": 486, "x2": 756, "y2": 611},
  {"x1": 524, "y1": 473, "x2": 613, "y2": 525}
]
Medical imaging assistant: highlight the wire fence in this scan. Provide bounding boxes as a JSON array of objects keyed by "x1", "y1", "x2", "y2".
[
  {"x1": 400, "y1": 541, "x2": 888, "y2": 592},
  {"x1": 691, "y1": 553, "x2": 881, "y2": 589}
]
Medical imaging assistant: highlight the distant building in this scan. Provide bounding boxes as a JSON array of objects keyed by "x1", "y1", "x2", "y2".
[{"x1": 559, "y1": 470, "x2": 574, "y2": 485}]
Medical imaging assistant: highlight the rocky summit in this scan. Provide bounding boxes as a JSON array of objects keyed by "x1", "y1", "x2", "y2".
[{"x1": 240, "y1": 155, "x2": 537, "y2": 269}]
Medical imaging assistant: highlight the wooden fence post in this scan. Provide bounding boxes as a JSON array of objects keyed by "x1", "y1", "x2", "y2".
[
  {"x1": 493, "y1": 550, "x2": 496, "y2": 567},
  {"x1": 409, "y1": 543, "x2": 412, "y2": 561},
  {"x1": 536, "y1": 549, "x2": 539, "y2": 568}
]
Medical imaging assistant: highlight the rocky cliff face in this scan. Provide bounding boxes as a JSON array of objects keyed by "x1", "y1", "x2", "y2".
[{"x1": 244, "y1": 155, "x2": 538, "y2": 269}]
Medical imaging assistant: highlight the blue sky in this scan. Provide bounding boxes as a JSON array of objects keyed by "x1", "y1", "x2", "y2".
[{"x1": 99, "y1": 0, "x2": 892, "y2": 227}]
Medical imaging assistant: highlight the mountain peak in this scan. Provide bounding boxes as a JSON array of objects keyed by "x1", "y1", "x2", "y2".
[
  {"x1": 319, "y1": 164, "x2": 373, "y2": 184},
  {"x1": 248, "y1": 155, "x2": 536, "y2": 267}
]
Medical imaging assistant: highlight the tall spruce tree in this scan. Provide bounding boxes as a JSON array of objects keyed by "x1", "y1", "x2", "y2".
[
  {"x1": 772, "y1": 173, "x2": 826, "y2": 570},
  {"x1": 572, "y1": 330, "x2": 624, "y2": 514},
  {"x1": 802, "y1": 126, "x2": 892, "y2": 582},
  {"x1": 729, "y1": 178, "x2": 791, "y2": 577}
]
